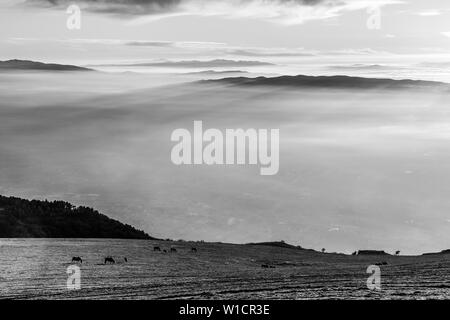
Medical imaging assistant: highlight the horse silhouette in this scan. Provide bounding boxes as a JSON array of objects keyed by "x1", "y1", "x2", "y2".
[
  {"x1": 191, "y1": 247, "x2": 197, "y2": 253},
  {"x1": 170, "y1": 248, "x2": 177, "y2": 253},
  {"x1": 104, "y1": 257, "x2": 115, "y2": 264},
  {"x1": 72, "y1": 257, "x2": 82, "y2": 264},
  {"x1": 261, "y1": 264, "x2": 269, "y2": 268},
  {"x1": 153, "y1": 246, "x2": 161, "y2": 251},
  {"x1": 124, "y1": 257, "x2": 128, "y2": 262}
]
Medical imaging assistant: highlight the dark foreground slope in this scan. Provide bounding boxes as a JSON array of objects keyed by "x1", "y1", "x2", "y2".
[
  {"x1": 0, "y1": 195, "x2": 153, "y2": 239},
  {"x1": 0, "y1": 59, "x2": 93, "y2": 71},
  {"x1": 204, "y1": 74, "x2": 449, "y2": 90}
]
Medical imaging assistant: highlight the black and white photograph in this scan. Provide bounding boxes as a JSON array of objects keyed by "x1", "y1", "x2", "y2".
[{"x1": 1, "y1": 0, "x2": 450, "y2": 309}]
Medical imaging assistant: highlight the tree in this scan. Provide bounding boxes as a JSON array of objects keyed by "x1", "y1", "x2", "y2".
[
  {"x1": 0, "y1": 195, "x2": 154, "y2": 239},
  {"x1": 395, "y1": 250, "x2": 400, "y2": 255},
  {"x1": 321, "y1": 248, "x2": 326, "y2": 253}
]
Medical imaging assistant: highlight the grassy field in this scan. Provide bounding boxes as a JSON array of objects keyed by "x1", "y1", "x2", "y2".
[{"x1": 0, "y1": 239, "x2": 449, "y2": 299}]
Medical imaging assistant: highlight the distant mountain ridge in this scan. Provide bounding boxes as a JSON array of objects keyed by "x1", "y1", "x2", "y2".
[
  {"x1": 246, "y1": 241, "x2": 303, "y2": 249},
  {"x1": 0, "y1": 59, "x2": 93, "y2": 71},
  {"x1": 356, "y1": 250, "x2": 389, "y2": 255},
  {"x1": 423, "y1": 249, "x2": 450, "y2": 255},
  {"x1": 181, "y1": 70, "x2": 249, "y2": 75},
  {"x1": 203, "y1": 74, "x2": 449, "y2": 90},
  {"x1": 0, "y1": 195, "x2": 154, "y2": 239}
]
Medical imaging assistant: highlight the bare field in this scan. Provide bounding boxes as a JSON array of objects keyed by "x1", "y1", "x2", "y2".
[{"x1": 0, "y1": 239, "x2": 449, "y2": 299}]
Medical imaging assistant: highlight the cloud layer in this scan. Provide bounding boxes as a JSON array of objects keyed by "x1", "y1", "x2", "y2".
[{"x1": 27, "y1": 0, "x2": 399, "y2": 24}]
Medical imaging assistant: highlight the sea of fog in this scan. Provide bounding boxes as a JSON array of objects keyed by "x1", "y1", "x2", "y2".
[{"x1": 1, "y1": 70, "x2": 450, "y2": 254}]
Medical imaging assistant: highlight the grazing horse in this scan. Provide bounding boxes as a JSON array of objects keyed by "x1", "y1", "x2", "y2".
[
  {"x1": 153, "y1": 246, "x2": 161, "y2": 251},
  {"x1": 170, "y1": 248, "x2": 177, "y2": 253},
  {"x1": 104, "y1": 257, "x2": 115, "y2": 264},
  {"x1": 191, "y1": 247, "x2": 197, "y2": 253},
  {"x1": 261, "y1": 264, "x2": 269, "y2": 268},
  {"x1": 72, "y1": 257, "x2": 82, "y2": 264},
  {"x1": 163, "y1": 249, "x2": 167, "y2": 253}
]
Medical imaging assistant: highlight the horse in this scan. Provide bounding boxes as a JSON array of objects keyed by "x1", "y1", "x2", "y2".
[
  {"x1": 191, "y1": 247, "x2": 197, "y2": 253},
  {"x1": 261, "y1": 264, "x2": 269, "y2": 268},
  {"x1": 153, "y1": 246, "x2": 161, "y2": 251},
  {"x1": 163, "y1": 249, "x2": 167, "y2": 253},
  {"x1": 124, "y1": 257, "x2": 128, "y2": 262},
  {"x1": 104, "y1": 257, "x2": 115, "y2": 264},
  {"x1": 72, "y1": 257, "x2": 82, "y2": 264},
  {"x1": 170, "y1": 248, "x2": 177, "y2": 253}
]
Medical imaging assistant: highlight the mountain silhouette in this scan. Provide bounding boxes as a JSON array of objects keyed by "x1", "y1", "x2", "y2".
[
  {"x1": 0, "y1": 59, "x2": 93, "y2": 71},
  {"x1": 204, "y1": 74, "x2": 448, "y2": 90},
  {"x1": 0, "y1": 195, "x2": 154, "y2": 239}
]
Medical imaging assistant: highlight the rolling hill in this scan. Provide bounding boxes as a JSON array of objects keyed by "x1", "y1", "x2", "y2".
[
  {"x1": 0, "y1": 195, "x2": 154, "y2": 239},
  {"x1": 0, "y1": 59, "x2": 93, "y2": 71}
]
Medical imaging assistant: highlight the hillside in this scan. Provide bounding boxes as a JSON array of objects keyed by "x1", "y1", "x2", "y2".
[
  {"x1": 422, "y1": 249, "x2": 450, "y2": 255},
  {"x1": 203, "y1": 74, "x2": 449, "y2": 90},
  {"x1": 0, "y1": 195, "x2": 154, "y2": 239},
  {"x1": 0, "y1": 59, "x2": 93, "y2": 71}
]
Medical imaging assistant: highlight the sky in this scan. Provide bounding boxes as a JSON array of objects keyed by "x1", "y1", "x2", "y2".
[{"x1": 0, "y1": 0, "x2": 449, "y2": 80}]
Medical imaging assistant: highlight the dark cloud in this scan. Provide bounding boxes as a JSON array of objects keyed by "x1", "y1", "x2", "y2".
[
  {"x1": 27, "y1": 0, "x2": 182, "y2": 15},
  {"x1": 25, "y1": 0, "x2": 394, "y2": 25},
  {"x1": 27, "y1": 0, "x2": 331, "y2": 16},
  {"x1": 126, "y1": 41, "x2": 175, "y2": 47},
  {"x1": 228, "y1": 49, "x2": 315, "y2": 57},
  {"x1": 93, "y1": 59, "x2": 274, "y2": 68}
]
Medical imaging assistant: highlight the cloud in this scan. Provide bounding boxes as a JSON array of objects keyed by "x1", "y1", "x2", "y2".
[
  {"x1": 125, "y1": 41, "x2": 175, "y2": 47},
  {"x1": 323, "y1": 48, "x2": 390, "y2": 55},
  {"x1": 227, "y1": 48, "x2": 316, "y2": 57},
  {"x1": 228, "y1": 47, "x2": 392, "y2": 58},
  {"x1": 418, "y1": 61, "x2": 450, "y2": 68},
  {"x1": 442, "y1": 32, "x2": 450, "y2": 38},
  {"x1": 8, "y1": 37, "x2": 227, "y2": 49},
  {"x1": 227, "y1": 217, "x2": 237, "y2": 226},
  {"x1": 93, "y1": 59, "x2": 274, "y2": 68},
  {"x1": 327, "y1": 63, "x2": 399, "y2": 71},
  {"x1": 26, "y1": 0, "x2": 402, "y2": 25},
  {"x1": 416, "y1": 9, "x2": 441, "y2": 16},
  {"x1": 126, "y1": 40, "x2": 227, "y2": 49}
]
